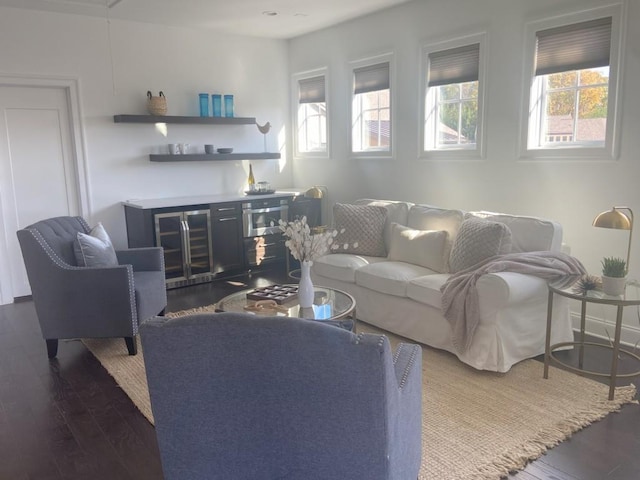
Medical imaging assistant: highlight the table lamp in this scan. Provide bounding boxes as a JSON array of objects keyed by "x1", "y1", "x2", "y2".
[{"x1": 592, "y1": 206, "x2": 634, "y2": 271}]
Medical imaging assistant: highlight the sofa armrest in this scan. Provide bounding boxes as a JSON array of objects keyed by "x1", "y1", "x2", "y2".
[
  {"x1": 116, "y1": 247, "x2": 164, "y2": 272},
  {"x1": 31, "y1": 263, "x2": 138, "y2": 339},
  {"x1": 476, "y1": 271, "x2": 549, "y2": 308}
]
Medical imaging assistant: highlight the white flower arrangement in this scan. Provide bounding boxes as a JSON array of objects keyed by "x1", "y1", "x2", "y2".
[{"x1": 278, "y1": 216, "x2": 357, "y2": 262}]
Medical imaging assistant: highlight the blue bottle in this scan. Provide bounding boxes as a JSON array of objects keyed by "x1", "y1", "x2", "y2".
[
  {"x1": 199, "y1": 93, "x2": 209, "y2": 117},
  {"x1": 212, "y1": 94, "x2": 222, "y2": 117},
  {"x1": 224, "y1": 95, "x2": 234, "y2": 117}
]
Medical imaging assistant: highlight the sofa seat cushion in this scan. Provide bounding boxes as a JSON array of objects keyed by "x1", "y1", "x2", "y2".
[
  {"x1": 355, "y1": 261, "x2": 436, "y2": 297},
  {"x1": 406, "y1": 274, "x2": 451, "y2": 309},
  {"x1": 313, "y1": 254, "x2": 386, "y2": 283}
]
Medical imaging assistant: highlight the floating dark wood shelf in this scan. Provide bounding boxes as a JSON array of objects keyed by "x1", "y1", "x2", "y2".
[
  {"x1": 150, "y1": 153, "x2": 281, "y2": 162},
  {"x1": 114, "y1": 114, "x2": 256, "y2": 125}
]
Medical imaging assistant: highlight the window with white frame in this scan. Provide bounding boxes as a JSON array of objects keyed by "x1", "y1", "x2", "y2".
[
  {"x1": 423, "y1": 41, "x2": 483, "y2": 154},
  {"x1": 524, "y1": 6, "x2": 622, "y2": 158},
  {"x1": 295, "y1": 74, "x2": 327, "y2": 155},
  {"x1": 351, "y1": 60, "x2": 391, "y2": 154}
]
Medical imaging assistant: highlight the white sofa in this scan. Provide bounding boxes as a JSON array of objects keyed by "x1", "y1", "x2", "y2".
[{"x1": 311, "y1": 199, "x2": 574, "y2": 372}]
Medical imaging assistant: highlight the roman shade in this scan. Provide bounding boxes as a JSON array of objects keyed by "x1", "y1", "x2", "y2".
[
  {"x1": 427, "y1": 43, "x2": 480, "y2": 87},
  {"x1": 299, "y1": 75, "x2": 326, "y2": 104},
  {"x1": 535, "y1": 16, "x2": 612, "y2": 76},
  {"x1": 354, "y1": 62, "x2": 390, "y2": 94}
]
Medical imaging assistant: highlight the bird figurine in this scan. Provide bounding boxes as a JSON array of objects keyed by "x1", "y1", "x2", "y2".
[
  {"x1": 256, "y1": 121, "x2": 271, "y2": 152},
  {"x1": 256, "y1": 121, "x2": 271, "y2": 134}
]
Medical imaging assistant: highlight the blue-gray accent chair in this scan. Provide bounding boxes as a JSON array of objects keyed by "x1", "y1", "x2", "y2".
[
  {"x1": 17, "y1": 216, "x2": 167, "y2": 358},
  {"x1": 140, "y1": 312, "x2": 423, "y2": 480}
]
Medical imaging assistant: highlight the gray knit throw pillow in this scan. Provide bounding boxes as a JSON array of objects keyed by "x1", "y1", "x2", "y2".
[
  {"x1": 333, "y1": 203, "x2": 388, "y2": 257},
  {"x1": 449, "y1": 217, "x2": 512, "y2": 273}
]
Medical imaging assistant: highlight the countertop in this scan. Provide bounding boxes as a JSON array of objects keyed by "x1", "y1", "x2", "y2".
[{"x1": 122, "y1": 189, "x2": 308, "y2": 209}]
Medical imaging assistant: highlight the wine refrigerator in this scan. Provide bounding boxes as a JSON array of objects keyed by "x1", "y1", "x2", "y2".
[{"x1": 154, "y1": 209, "x2": 213, "y2": 287}]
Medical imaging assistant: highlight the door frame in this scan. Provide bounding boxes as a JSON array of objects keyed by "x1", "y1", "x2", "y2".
[{"x1": 0, "y1": 74, "x2": 91, "y2": 304}]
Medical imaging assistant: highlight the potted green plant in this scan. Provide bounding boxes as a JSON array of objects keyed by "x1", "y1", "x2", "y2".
[{"x1": 601, "y1": 256, "x2": 627, "y2": 295}]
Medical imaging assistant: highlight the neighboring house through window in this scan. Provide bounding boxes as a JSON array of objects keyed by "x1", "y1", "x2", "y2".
[
  {"x1": 522, "y1": 4, "x2": 623, "y2": 159},
  {"x1": 422, "y1": 33, "x2": 486, "y2": 158},
  {"x1": 351, "y1": 55, "x2": 392, "y2": 156},
  {"x1": 294, "y1": 70, "x2": 327, "y2": 156}
]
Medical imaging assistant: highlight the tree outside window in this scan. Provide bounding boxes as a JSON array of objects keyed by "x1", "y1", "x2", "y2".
[{"x1": 542, "y1": 67, "x2": 608, "y2": 145}]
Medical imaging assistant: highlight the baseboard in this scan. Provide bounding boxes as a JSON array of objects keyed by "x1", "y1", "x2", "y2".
[{"x1": 572, "y1": 311, "x2": 640, "y2": 348}]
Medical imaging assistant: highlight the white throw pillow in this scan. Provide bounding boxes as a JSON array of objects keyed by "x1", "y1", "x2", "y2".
[
  {"x1": 73, "y1": 222, "x2": 118, "y2": 267},
  {"x1": 449, "y1": 217, "x2": 512, "y2": 273},
  {"x1": 387, "y1": 223, "x2": 449, "y2": 273}
]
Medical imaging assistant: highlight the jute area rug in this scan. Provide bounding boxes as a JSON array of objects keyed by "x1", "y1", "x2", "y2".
[{"x1": 83, "y1": 306, "x2": 637, "y2": 480}]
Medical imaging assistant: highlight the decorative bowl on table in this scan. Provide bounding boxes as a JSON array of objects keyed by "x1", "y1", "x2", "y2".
[{"x1": 217, "y1": 147, "x2": 233, "y2": 154}]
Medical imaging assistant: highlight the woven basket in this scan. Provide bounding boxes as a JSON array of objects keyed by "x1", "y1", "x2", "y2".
[{"x1": 147, "y1": 91, "x2": 167, "y2": 116}]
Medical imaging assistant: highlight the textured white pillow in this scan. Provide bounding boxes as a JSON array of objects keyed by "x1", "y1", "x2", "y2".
[
  {"x1": 387, "y1": 223, "x2": 449, "y2": 272},
  {"x1": 449, "y1": 217, "x2": 512, "y2": 273},
  {"x1": 73, "y1": 222, "x2": 118, "y2": 267}
]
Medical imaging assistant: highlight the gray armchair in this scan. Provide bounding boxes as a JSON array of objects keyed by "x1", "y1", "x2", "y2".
[
  {"x1": 140, "y1": 312, "x2": 422, "y2": 480},
  {"x1": 17, "y1": 216, "x2": 167, "y2": 358}
]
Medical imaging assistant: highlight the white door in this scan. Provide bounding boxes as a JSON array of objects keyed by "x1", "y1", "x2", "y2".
[{"x1": 0, "y1": 85, "x2": 80, "y2": 301}]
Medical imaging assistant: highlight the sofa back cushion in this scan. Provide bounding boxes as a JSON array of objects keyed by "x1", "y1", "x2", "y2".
[
  {"x1": 387, "y1": 223, "x2": 449, "y2": 273},
  {"x1": 466, "y1": 211, "x2": 563, "y2": 253},
  {"x1": 333, "y1": 203, "x2": 388, "y2": 257},
  {"x1": 449, "y1": 217, "x2": 512, "y2": 273},
  {"x1": 354, "y1": 199, "x2": 411, "y2": 249},
  {"x1": 407, "y1": 205, "x2": 465, "y2": 272}
]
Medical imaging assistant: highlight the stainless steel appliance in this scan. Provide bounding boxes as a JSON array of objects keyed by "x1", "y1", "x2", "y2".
[
  {"x1": 154, "y1": 209, "x2": 213, "y2": 287},
  {"x1": 242, "y1": 198, "x2": 288, "y2": 237},
  {"x1": 242, "y1": 198, "x2": 289, "y2": 268}
]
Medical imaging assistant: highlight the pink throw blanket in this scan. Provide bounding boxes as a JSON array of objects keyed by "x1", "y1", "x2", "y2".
[{"x1": 440, "y1": 251, "x2": 586, "y2": 353}]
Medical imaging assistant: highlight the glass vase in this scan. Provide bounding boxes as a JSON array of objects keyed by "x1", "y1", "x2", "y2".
[
  {"x1": 212, "y1": 94, "x2": 222, "y2": 117},
  {"x1": 298, "y1": 260, "x2": 314, "y2": 308},
  {"x1": 224, "y1": 94, "x2": 234, "y2": 118},
  {"x1": 198, "y1": 93, "x2": 209, "y2": 117}
]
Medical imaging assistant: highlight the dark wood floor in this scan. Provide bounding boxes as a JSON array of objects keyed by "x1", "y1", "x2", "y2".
[{"x1": 1, "y1": 268, "x2": 639, "y2": 479}]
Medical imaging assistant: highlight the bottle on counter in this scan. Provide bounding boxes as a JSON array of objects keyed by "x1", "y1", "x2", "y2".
[{"x1": 248, "y1": 164, "x2": 255, "y2": 191}]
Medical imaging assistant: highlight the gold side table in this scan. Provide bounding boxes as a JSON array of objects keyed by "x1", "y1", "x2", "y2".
[{"x1": 544, "y1": 277, "x2": 640, "y2": 400}]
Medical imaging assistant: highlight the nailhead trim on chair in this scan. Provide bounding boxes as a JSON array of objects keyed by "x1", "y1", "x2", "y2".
[{"x1": 398, "y1": 345, "x2": 419, "y2": 389}]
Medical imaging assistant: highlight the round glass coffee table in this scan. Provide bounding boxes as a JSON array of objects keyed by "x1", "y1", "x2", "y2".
[{"x1": 215, "y1": 284, "x2": 356, "y2": 332}]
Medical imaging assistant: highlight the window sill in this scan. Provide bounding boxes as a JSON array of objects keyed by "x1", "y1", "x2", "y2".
[
  {"x1": 518, "y1": 145, "x2": 616, "y2": 161},
  {"x1": 419, "y1": 148, "x2": 483, "y2": 161}
]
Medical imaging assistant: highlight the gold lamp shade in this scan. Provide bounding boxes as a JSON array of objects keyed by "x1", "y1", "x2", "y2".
[
  {"x1": 592, "y1": 209, "x2": 632, "y2": 230},
  {"x1": 593, "y1": 206, "x2": 634, "y2": 271}
]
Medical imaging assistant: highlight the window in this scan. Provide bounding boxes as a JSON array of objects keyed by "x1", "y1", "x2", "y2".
[
  {"x1": 422, "y1": 34, "x2": 486, "y2": 158},
  {"x1": 522, "y1": 5, "x2": 623, "y2": 159},
  {"x1": 351, "y1": 57, "x2": 392, "y2": 155},
  {"x1": 294, "y1": 71, "x2": 327, "y2": 156}
]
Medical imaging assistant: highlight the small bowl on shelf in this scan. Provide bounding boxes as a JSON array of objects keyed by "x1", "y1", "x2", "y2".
[{"x1": 217, "y1": 147, "x2": 233, "y2": 154}]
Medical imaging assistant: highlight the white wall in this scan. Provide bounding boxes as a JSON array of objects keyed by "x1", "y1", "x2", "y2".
[
  {"x1": 288, "y1": 0, "x2": 640, "y2": 342},
  {"x1": 0, "y1": 6, "x2": 291, "y2": 247}
]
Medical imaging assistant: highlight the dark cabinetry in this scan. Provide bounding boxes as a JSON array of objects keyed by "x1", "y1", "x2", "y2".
[
  {"x1": 124, "y1": 195, "x2": 298, "y2": 288},
  {"x1": 210, "y1": 202, "x2": 243, "y2": 274},
  {"x1": 244, "y1": 236, "x2": 286, "y2": 268}
]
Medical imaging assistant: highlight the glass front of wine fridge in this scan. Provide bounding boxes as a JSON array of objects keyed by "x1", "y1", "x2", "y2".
[{"x1": 154, "y1": 209, "x2": 213, "y2": 286}]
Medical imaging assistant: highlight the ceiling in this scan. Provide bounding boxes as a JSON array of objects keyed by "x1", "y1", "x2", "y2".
[{"x1": 0, "y1": 0, "x2": 414, "y2": 39}]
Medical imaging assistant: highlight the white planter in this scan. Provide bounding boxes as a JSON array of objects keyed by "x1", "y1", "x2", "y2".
[{"x1": 601, "y1": 275, "x2": 626, "y2": 296}]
